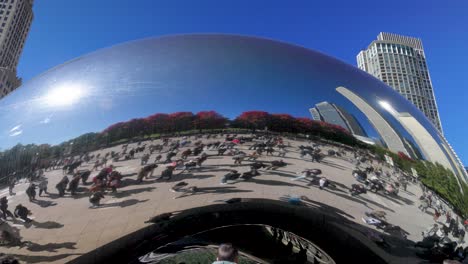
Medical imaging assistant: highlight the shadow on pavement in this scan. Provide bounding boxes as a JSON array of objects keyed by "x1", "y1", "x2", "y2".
[
  {"x1": 175, "y1": 186, "x2": 253, "y2": 199},
  {"x1": 24, "y1": 220, "x2": 64, "y2": 229},
  {"x1": 163, "y1": 173, "x2": 215, "y2": 183},
  {"x1": 25, "y1": 241, "x2": 77, "y2": 252},
  {"x1": 12, "y1": 253, "x2": 81, "y2": 263},
  {"x1": 96, "y1": 198, "x2": 149, "y2": 208},
  {"x1": 121, "y1": 178, "x2": 158, "y2": 186},
  {"x1": 31, "y1": 199, "x2": 57, "y2": 208},
  {"x1": 112, "y1": 186, "x2": 156, "y2": 198},
  {"x1": 249, "y1": 177, "x2": 309, "y2": 189},
  {"x1": 121, "y1": 172, "x2": 138, "y2": 178},
  {"x1": 280, "y1": 195, "x2": 356, "y2": 220}
]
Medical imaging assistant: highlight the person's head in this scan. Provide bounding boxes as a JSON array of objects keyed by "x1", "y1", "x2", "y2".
[{"x1": 217, "y1": 243, "x2": 238, "y2": 262}]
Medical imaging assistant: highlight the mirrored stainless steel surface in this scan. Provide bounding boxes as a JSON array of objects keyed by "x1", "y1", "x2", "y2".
[{"x1": 0, "y1": 34, "x2": 466, "y2": 264}]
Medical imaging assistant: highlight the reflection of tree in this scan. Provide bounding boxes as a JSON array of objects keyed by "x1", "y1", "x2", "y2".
[{"x1": 0, "y1": 109, "x2": 466, "y2": 218}]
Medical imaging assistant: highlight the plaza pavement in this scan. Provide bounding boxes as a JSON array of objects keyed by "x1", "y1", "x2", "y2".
[{"x1": 0, "y1": 135, "x2": 451, "y2": 263}]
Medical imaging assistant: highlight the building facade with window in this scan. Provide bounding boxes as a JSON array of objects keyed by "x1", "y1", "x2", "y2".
[
  {"x1": 0, "y1": 0, "x2": 33, "y2": 99},
  {"x1": 357, "y1": 32, "x2": 443, "y2": 133}
]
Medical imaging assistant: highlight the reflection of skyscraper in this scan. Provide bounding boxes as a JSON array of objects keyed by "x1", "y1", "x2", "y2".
[
  {"x1": 0, "y1": 0, "x2": 34, "y2": 99},
  {"x1": 309, "y1": 107, "x2": 321, "y2": 121},
  {"x1": 309, "y1": 102, "x2": 367, "y2": 137},
  {"x1": 334, "y1": 105, "x2": 367, "y2": 137},
  {"x1": 357, "y1": 32, "x2": 443, "y2": 133},
  {"x1": 378, "y1": 100, "x2": 467, "y2": 184},
  {"x1": 336, "y1": 86, "x2": 409, "y2": 156}
]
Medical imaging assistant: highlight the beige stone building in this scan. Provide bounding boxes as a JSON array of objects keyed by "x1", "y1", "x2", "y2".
[
  {"x1": 357, "y1": 32, "x2": 443, "y2": 133},
  {"x1": 0, "y1": 0, "x2": 33, "y2": 99}
]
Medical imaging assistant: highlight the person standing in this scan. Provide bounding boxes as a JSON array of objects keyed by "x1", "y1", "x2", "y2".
[
  {"x1": 0, "y1": 197, "x2": 14, "y2": 220},
  {"x1": 38, "y1": 178, "x2": 48, "y2": 196},
  {"x1": 8, "y1": 176, "x2": 15, "y2": 196},
  {"x1": 68, "y1": 174, "x2": 81, "y2": 195},
  {"x1": 25, "y1": 183, "x2": 36, "y2": 202},
  {"x1": 56, "y1": 175, "x2": 69, "y2": 197},
  {"x1": 434, "y1": 209, "x2": 441, "y2": 222}
]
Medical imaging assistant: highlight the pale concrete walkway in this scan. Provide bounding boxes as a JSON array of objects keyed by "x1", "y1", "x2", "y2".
[{"x1": 1, "y1": 136, "x2": 454, "y2": 263}]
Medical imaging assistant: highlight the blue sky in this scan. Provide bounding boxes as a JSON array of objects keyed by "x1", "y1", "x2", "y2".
[{"x1": 16, "y1": 0, "x2": 468, "y2": 164}]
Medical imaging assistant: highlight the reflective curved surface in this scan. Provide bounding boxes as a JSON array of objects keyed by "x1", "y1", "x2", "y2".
[{"x1": 0, "y1": 34, "x2": 466, "y2": 263}]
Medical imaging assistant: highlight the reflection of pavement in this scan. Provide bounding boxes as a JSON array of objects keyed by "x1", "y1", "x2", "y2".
[{"x1": 2, "y1": 136, "x2": 443, "y2": 263}]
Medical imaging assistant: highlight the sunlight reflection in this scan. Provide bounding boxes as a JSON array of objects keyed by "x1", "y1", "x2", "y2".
[{"x1": 44, "y1": 83, "x2": 87, "y2": 107}]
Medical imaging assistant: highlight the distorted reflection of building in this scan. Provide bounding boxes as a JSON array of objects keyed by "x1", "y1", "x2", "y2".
[
  {"x1": 441, "y1": 139, "x2": 468, "y2": 182},
  {"x1": 310, "y1": 101, "x2": 379, "y2": 145},
  {"x1": 440, "y1": 141, "x2": 468, "y2": 183},
  {"x1": 377, "y1": 100, "x2": 467, "y2": 183},
  {"x1": 309, "y1": 102, "x2": 367, "y2": 137},
  {"x1": 336, "y1": 86, "x2": 409, "y2": 156}
]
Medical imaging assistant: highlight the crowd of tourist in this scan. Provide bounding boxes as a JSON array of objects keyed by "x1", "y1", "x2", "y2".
[{"x1": 0, "y1": 131, "x2": 467, "y2": 263}]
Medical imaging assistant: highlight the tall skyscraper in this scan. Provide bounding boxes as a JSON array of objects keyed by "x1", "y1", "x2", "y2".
[
  {"x1": 0, "y1": 0, "x2": 33, "y2": 99},
  {"x1": 357, "y1": 32, "x2": 443, "y2": 133}
]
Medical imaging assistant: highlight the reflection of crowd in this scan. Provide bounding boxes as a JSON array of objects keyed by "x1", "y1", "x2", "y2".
[{"x1": 1, "y1": 131, "x2": 467, "y2": 263}]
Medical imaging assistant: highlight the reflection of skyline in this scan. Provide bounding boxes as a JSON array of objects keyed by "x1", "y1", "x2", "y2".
[
  {"x1": 378, "y1": 100, "x2": 467, "y2": 183},
  {"x1": 309, "y1": 101, "x2": 367, "y2": 137},
  {"x1": 0, "y1": 34, "x2": 464, "y2": 178},
  {"x1": 336, "y1": 86, "x2": 410, "y2": 156},
  {"x1": 336, "y1": 86, "x2": 467, "y2": 183}
]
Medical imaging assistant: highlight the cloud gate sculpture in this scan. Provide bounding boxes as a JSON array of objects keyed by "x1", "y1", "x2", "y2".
[{"x1": 0, "y1": 34, "x2": 466, "y2": 263}]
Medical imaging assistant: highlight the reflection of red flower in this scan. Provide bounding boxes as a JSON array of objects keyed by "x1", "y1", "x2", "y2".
[
  {"x1": 193, "y1": 111, "x2": 227, "y2": 129},
  {"x1": 101, "y1": 110, "x2": 355, "y2": 146},
  {"x1": 398, "y1": 151, "x2": 413, "y2": 161},
  {"x1": 235, "y1": 111, "x2": 270, "y2": 129}
]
